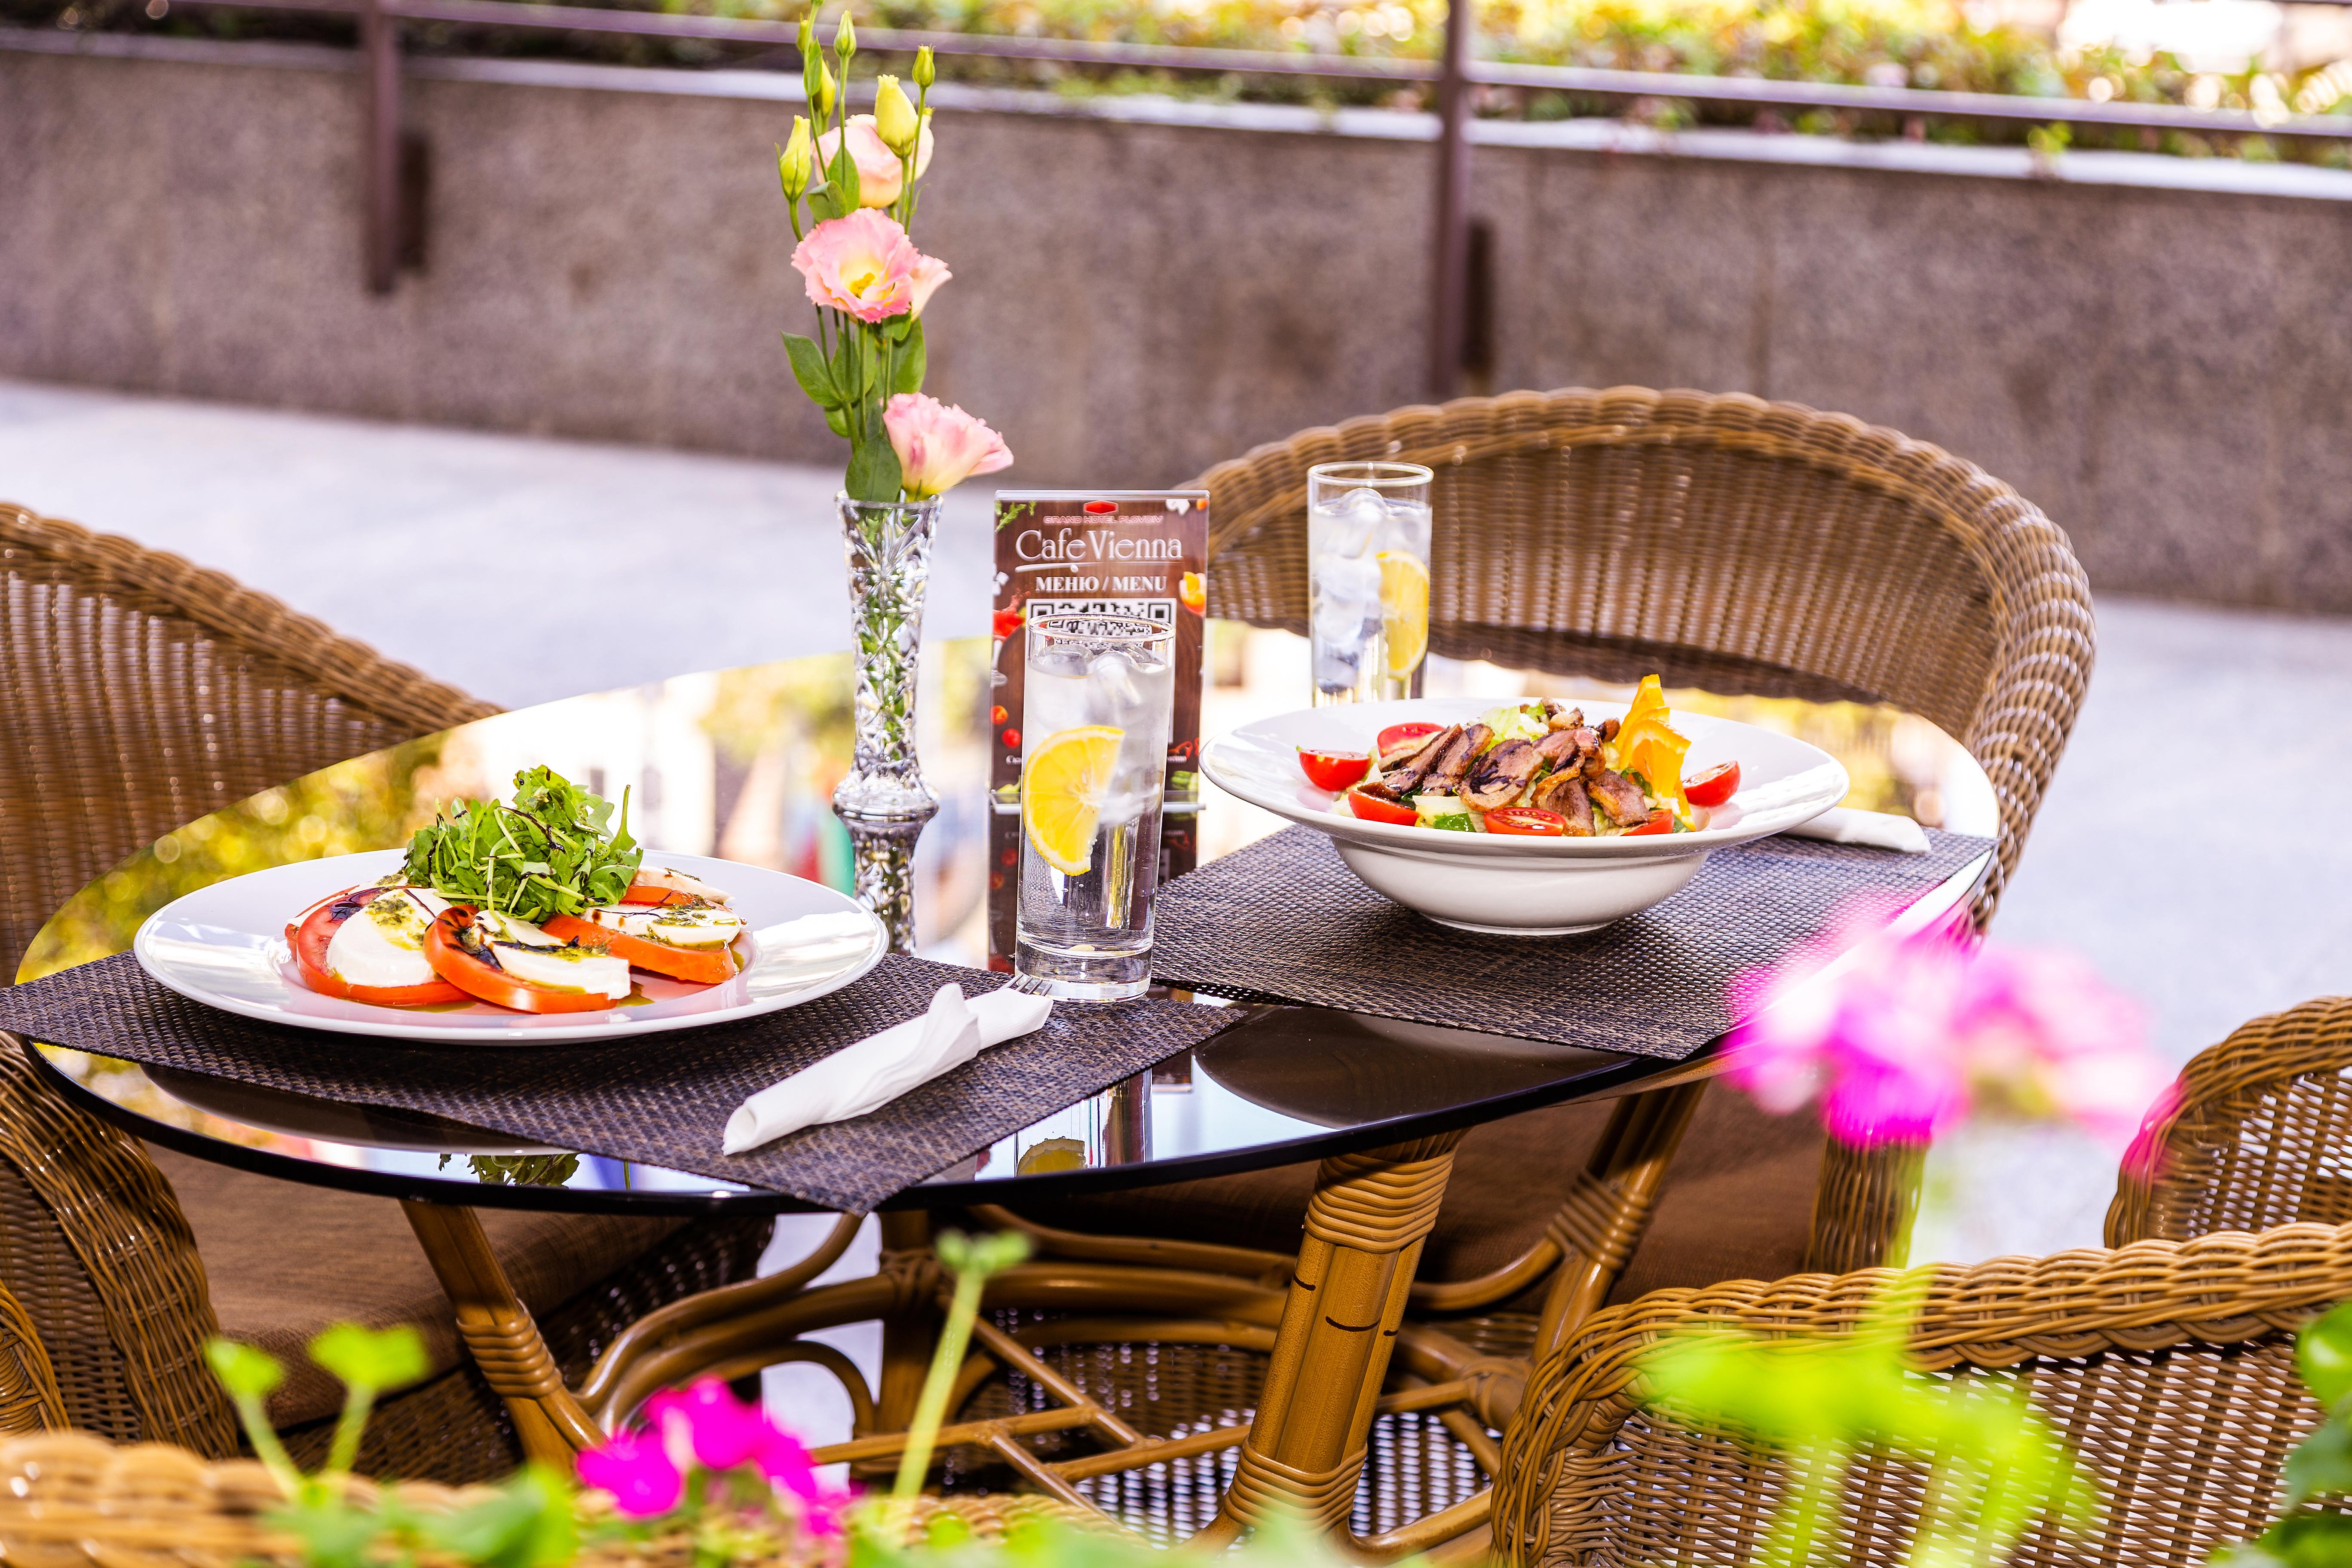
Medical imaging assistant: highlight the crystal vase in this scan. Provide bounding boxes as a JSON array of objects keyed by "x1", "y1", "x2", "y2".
[{"x1": 833, "y1": 493, "x2": 943, "y2": 823}]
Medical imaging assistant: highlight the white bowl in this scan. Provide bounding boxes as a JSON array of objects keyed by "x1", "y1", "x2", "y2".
[{"x1": 1200, "y1": 698, "x2": 1849, "y2": 935}]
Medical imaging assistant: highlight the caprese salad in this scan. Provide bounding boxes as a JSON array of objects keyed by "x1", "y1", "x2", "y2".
[{"x1": 284, "y1": 767, "x2": 745, "y2": 1014}]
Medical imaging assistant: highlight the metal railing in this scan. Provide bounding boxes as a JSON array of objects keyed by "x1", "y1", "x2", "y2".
[{"x1": 119, "y1": 0, "x2": 2352, "y2": 394}]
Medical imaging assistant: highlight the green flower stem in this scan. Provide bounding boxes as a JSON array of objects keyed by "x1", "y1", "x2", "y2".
[{"x1": 891, "y1": 1262, "x2": 985, "y2": 1501}]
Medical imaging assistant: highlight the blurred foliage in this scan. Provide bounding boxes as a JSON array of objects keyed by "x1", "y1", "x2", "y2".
[
  {"x1": 17, "y1": 736, "x2": 449, "y2": 983},
  {"x1": 18, "y1": 0, "x2": 2348, "y2": 163}
]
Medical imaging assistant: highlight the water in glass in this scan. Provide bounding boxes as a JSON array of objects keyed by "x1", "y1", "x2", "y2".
[
  {"x1": 1015, "y1": 616, "x2": 1177, "y2": 1000},
  {"x1": 1308, "y1": 462, "x2": 1433, "y2": 705}
]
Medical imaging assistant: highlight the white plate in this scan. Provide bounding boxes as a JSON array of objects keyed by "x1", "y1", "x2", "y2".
[
  {"x1": 132, "y1": 850, "x2": 887, "y2": 1045},
  {"x1": 1200, "y1": 698, "x2": 1848, "y2": 934}
]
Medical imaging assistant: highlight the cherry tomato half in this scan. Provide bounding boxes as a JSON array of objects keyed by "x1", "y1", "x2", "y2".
[
  {"x1": 1684, "y1": 760, "x2": 1741, "y2": 808},
  {"x1": 1624, "y1": 809, "x2": 1677, "y2": 837},
  {"x1": 1298, "y1": 748, "x2": 1372, "y2": 791},
  {"x1": 1345, "y1": 786, "x2": 1419, "y2": 826},
  {"x1": 1375, "y1": 722, "x2": 1443, "y2": 755},
  {"x1": 1485, "y1": 806, "x2": 1568, "y2": 836}
]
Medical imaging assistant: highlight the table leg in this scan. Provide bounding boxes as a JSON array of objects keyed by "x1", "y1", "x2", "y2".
[
  {"x1": 1201, "y1": 1130, "x2": 1466, "y2": 1544},
  {"x1": 400, "y1": 1201, "x2": 604, "y2": 1466}
]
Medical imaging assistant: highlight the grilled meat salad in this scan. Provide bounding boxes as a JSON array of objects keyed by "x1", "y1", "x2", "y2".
[{"x1": 1346, "y1": 680, "x2": 1701, "y2": 837}]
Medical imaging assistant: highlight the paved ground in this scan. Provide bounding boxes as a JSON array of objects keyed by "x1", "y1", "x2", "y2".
[{"x1": 7, "y1": 376, "x2": 2350, "y2": 1271}]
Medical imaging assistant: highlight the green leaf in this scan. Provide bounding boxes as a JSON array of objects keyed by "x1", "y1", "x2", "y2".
[
  {"x1": 2255, "y1": 1513, "x2": 2352, "y2": 1568},
  {"x1": 421, "y1": 1465, "x2": 577, "y2": 1568},
  {"x1": 311, "y1": 1322, "x2": 429, "y2": 1391},
  {"x1": 845, "y1": 438, "x2": 903, "y2": 503},
  {"x1": 2288, "y1": 1420, "x2": 2352, "y2": 1505},
  {"x1": 806, "y1": 181, "x2": 842, "y2": 223},
  {"x1": 266, "y1": 1499, "x2": 385, "y2": 1568},
  {"x1": 892, "y1": 318, "x2": 926, "y2": 396},
  {"x1": 782, "y1": 332, "x2": 839, "y2": 408},
  {"x1": 205, "y1": 1338, "x2": 284, "y2": 1400},
  {"x1": 830, "y1": 334, "x2": 861, "y2": 404},
  {"x1": 827, "y1": 142, "x2": 862, "y2": 212},
  {"x1": 824, "y1": 404, "x2": 852, "y2": 438},
  {"x1": 2302, "y1": 1302, "x2": 2352, "y2": 1409}
]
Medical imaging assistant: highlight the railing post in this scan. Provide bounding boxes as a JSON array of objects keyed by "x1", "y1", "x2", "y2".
[
  {"x1": 363, "y1": 0, "x2": 401, "y2": 294},
  {"x1": 1426, "y1": 0, "x2": 1472, "y2": 400}
]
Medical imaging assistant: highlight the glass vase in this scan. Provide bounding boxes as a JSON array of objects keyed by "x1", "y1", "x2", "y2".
[{"x1": 833, "y1": 493, "x2": 943, "y2": 823}]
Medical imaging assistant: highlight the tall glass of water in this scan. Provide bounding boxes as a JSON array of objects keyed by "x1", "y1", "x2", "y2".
[
  {"x1": 1308, "y1": 461, "x2": 1433, "y2": 706},
  {"x1": 1016, "y1": 615, "x2": 1178, "y2": 1000}
]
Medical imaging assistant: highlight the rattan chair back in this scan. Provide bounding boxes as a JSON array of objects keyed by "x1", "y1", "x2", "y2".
[
  {"x1": 1191, "y1": 388, "x2": 2095, "y2": 929},
  {"x1": 2109, "y1": 998, "x2": 2352, "y2": 1246},
  {"x1": 0, "y1": 503, "x2": 498, "y2": 974},
  {"x1": 1493, "y1": 1221, "x2": 2347, "y2": 1568}
]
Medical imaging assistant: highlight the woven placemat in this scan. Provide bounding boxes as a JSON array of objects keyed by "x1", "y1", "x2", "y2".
[
  {"x1": 0, "y1": 953, "x2": 1240, "y2": 1213},
  {"x1": 1150, "y1": 825, "x2": 1991, "y2": 1060}
]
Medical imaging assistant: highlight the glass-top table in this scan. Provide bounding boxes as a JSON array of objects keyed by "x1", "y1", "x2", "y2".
[{"x1": 12, "y1": 627, "x2": 1994, "y2": 1548}]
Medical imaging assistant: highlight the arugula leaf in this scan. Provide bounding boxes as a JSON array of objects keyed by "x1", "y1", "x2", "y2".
[{"x1": 402, "y1": 767, "x2": 643, "y2": 924}]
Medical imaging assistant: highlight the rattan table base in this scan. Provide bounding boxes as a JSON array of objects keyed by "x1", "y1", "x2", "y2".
[
  {"x1": 1149, "y1": 824, "x2": 1990, "y2": 1060},
  {"x1": 0, "y1": 953, "x2": 1239, "y2": 1213}
]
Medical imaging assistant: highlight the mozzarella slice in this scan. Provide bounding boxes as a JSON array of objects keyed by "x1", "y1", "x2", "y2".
[
  {"x1": 630, "y1": 866, "x2": 730, "y2": 904},
  {"x1": 472, "y1": 910, "x2": 631, "y2": 999},
  {"x1": 578, "y1": 901, "x2": 744, "y2": 949},
  {"x1": 324, "y1": 888, "x2": 448, "y2": 989}
]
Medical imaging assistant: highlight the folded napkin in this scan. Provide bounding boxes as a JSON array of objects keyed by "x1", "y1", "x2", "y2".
[
  {"x1": 1782, "y1": 805, "x2": 1932, "y2": 854},
  {"x1": 722, "y1": 982, "x2": 1054, "y2": 1154}
]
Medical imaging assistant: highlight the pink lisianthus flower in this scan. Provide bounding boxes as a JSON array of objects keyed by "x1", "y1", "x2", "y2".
[
  {"x1": 576, "y1": 1428, "x2": 683, "y2": 1518},
  {"x1": 884, "y1": 393, "x2": 1012, "y2": 499},
  {"x1": 646, "y1": 1377, "x2": 769, "y2": 1471},
  {"x1": 816, "y1": 114, "x2": 935, "y2": 208},
  {"x1": 1724, "y1": 914, "x2": 2157, "y2": 1148},
  {"x1": 792, "y1": 209, "x2": 939, "y2": 324}
]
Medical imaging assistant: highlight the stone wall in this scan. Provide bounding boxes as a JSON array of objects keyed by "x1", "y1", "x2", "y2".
[{"x1": 5, "y1": 31, "x2": 2350, "y2": 609}]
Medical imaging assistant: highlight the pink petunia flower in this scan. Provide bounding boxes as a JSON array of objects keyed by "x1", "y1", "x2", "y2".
[
  {"x1": 646, "y1": 1377, "x2": 769, "y2": 1472},
  {"x1": 1724, "y1": 913, "x2": 2158, "y2": 1148},
  {"x1": 576, "y1": 1428, "x2": 683, "y2": 1518},
  {"x1": 791, "y1": 209, "x2": 941, "y2": 324},
  {"x1": 883, "y1": 392, "x2": 1012, "y2": 499}
]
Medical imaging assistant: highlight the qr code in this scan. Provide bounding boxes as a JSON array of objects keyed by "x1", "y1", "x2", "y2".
[{"x1": 1027, "y1": 598, "x2": 1176, "y2": 627}]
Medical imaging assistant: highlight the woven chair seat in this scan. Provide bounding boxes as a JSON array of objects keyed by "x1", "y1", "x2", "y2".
[{"x1": 1016, "y1": 1090, "x2": 1823, "y2": 1307}]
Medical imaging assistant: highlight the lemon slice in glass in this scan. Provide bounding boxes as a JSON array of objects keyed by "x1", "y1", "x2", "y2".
[
  {"x1": 1022, "y1": 725, "x2": 1124, "y2": 875},
  {"x1": 1378, "y1": 551, "x2": 1430, "y2": 677}
]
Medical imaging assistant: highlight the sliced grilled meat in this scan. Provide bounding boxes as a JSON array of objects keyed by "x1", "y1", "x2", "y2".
[
  {"x1": 1546, "y1": 705, "x2": 1586, "y2": 733},
  {"x1": 1378, "y1": 727, "x2": 1449, "y2": 773},
  {"x1": 1530, "y1": 772, "x2": 1596, "y2": 836},
  {"x1": 1381, "y1": 723, "x2": 1461, "y2": 794},
  {"x1": 1581, "y1": 756, "x2": 1651, "y2": 827},
  {"x1": 1421, "y1": 724, "x2": 1488, "y2": 795},
  {"x1": 1535, "y1": 725, "x2": 1597, "y2": 773},
  {"x1": 1463, "y1": 739, "x2": 1541, "y2": 809},
  {"x1": 1352, "y1": 780, "x2": 1404, "y2": 805}
]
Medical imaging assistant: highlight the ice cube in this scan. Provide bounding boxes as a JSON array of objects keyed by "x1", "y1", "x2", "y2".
[
  {"x1": 1086, "y1": 649, "x2": 1145, "y2": 724},
  {"x1": 1317, "y1": 487, "x2": 1390, "y2": 557}
]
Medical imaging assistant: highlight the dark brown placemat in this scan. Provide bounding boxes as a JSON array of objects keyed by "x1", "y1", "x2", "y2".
[
  {"x1": 0, "y1": 953, "x2": 1240, "y2": 1213},
  {"x1": 1149, "y1": 825, "x2": 1991, "y2": 1060}
]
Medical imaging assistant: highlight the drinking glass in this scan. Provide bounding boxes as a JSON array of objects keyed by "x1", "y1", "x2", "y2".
[
  {"x1": 1308, "y1": 461, "x2": 1433, "y2": 705},
  {"x1": 1015, "y1": 615, "x2": 1179, "y2": 1000}
]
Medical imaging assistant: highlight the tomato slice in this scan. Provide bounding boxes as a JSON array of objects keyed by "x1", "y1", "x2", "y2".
[
  {"x1": 1297, "y1": 747, "x2": 1372, "y2": 791},
  {"x1": 1624, "y1": 809, "x2": 1677, "y2": 836},
  {"x1": 1375, "y1": 722, "x2": 1442, "y2": 754},
  {"x1": 1684, "y1": 760, "x2": 1741, "y2": 807},
  {"x1": 1485, "y1": 806, "x2": 1568, "y2": 836},
  {"x1": 619, "y1": 886, "x2": 695, "y2": 907},
  {"x1": 423, "y1": 908, "x2": 623, "y2": 1014},
  {"x1": 288, "y1": 887, "x2": 469, "y2": 1007},
  {"x1": 1345, "y1": 785, "x2": 1419, "y2": 826},
  {"x1": 542, "y1": 913, "x2": 735, "y2": 986}
]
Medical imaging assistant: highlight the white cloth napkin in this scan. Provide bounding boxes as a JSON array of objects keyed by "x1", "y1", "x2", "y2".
[
  {"x1": 1781, "y1": 805, "x2": 1932, "y2": 854},
  {"x1": 721, "y1": 982, "x2": 1054, "y2": 1155}
]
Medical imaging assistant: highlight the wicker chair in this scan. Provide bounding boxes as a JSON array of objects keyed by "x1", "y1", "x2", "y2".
[
  {"x1": 1492, "y1": 1220, "x2": 2350, "y2": 1568},
  {"x1": 0, "y1": 502, "x2": 773, "y2": 1480},
  {"x1": 2109, "y1": 997, "x2": 2352, "y2": 1246}
]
